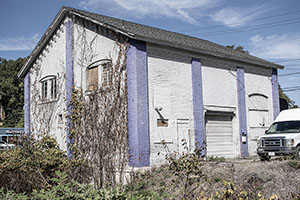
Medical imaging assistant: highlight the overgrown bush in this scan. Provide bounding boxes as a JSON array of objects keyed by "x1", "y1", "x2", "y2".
[
  {"x1": 31, "y1": 171, "x2": 127, "y2": 200},
  {"x1": 0, "y1": 171, "x2": 163, "y2": 200},
  {"x1": 206, "y1": 156, "x2": 226, "y2": 162},
  {"x1": 125, "y1": 139, "x2": 292, "y2": 200},
  {"x1": 0, "y1": 188, "x2": 28, "y2": 200},
  {"x1": 0, "y1": 135, "x2": 90, "y2": 193},
  {"x1": 68, "y1": 40, "x2": 129, "y2": 188},
  {"x1": 288, "y1": 160, "x2": 300, "y2": 169},
  {"x1": 197, "y1": 181, "x2": 280, "y2": 200},
  {"x1": 160, "y1": 139, "x2": 206, "y2": 199}
]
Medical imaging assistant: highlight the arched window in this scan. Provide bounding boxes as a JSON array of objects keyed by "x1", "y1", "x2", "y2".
[
  {"x1": 39, "y1": 75, "x2": 57, "y2": 100},
  {"x1": 248, "y1": 93, "x2": 268, "y2": 111},
  {"x1": 87, "y1": 59, "x2": 112, "y2": 91}
]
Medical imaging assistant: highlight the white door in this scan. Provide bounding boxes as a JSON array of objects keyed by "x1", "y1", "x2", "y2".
[
  {"x1": 177, "y1": 119, "x2": 192, "y2": 154},
  {"x1": 248, "y1": 94, "x2": 270, "y2": 156},
  {"x1": 205, "y1": 114, "x2": 234, "y2": 158},
  {"x1": 248, "y1": 109, "x2": 269, "y2": 156}
]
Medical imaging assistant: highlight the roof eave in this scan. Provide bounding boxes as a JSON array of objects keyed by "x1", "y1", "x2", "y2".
[
  {"x1": 71, "y1": 12, "x2": 134, "y2": 38},
  {"x1": 133, "y1": 35, "x2": 284, "y2": 70},
  {"x1": 18, "y1": 6, "x2": 284, "y2": 79},
  {"x1": 18, "y1": 7, "x2": 68, "y2": 78},
  {"x1": 17, "y1": 7, "x2": 135, "y2": 79}
]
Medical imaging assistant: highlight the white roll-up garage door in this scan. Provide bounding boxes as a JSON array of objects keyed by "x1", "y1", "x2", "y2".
[{"x1": 205, "y1": 114, "x2": 234, "y2": 158}]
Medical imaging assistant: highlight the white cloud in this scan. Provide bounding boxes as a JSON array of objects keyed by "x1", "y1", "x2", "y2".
[
  {"x1": 79, "y1": 0, "x2": 272, "y2": 27},
  {"x1": 0, "y1": 34, "x2": 40, "y2": 51},
  {"x1": 249, "y1": 34, "x2": 300, "y2": 59},
  {"x1": 210, "y1": 6, "x2": 266, "y2": 27},
  {"x1": 79, "y1": 0, "x2": 219, "y2": 24}
]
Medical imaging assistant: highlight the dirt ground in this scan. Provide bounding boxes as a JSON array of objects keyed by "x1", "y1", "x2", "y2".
[
  {"x1": 199, "y1": 158, "x2": 300, "y2": 199},
  {"x1": 131, "y1": 157, "x2": 300, "y2": 199}
]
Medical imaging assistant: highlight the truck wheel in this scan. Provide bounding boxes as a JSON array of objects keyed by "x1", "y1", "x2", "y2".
[
  {"x1": 295, "y1": 146, "x2": 300, "y2": 160},
  {"x1": 259, "y1": 155, "x2": 270, "y2": 161}
]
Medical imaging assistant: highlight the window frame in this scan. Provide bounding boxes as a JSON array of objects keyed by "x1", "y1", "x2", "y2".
[
  {"x1": 86, "y1": 59, "x2": 112, "y2": 91},
  {"x1": 39, "y1": 75, "x2": 57, "y2": 101},
  {"x1": 50, "y1": 78, "x2": 57, "y2": 99},
  {"x1": 41, "y1": 80, "x2": 48, "y2": 99}
]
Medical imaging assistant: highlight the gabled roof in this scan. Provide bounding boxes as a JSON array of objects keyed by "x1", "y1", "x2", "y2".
[{"x1": 18, "y1": 6, "x2": 284, "y2": 78}]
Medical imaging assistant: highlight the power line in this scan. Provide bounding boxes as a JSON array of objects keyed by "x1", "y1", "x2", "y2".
[
  {"x1": 281, "y1": 86, "x2": 300, "y2": 90},
  {"x1": 279, "y1": 72, "x2": 300, "y2": 77},
  {"x1": 282, "y1": 88, "x2": 300, "y2": 92},
  {"x1": 178, "y1": 9, "x2": 300, "y2": 33},
  {"x1": 228, "y1": 70, "x2": 266, "y2": 112},
  {"x1": 243, "y1": 38, "x2": 300, "y2": 46},
  {"x1": 192, "y1": 17, "x2": 300, "y2": 37},
  {"x1": 282, "y1": 68, "x2": 300, "y2": 70},
  {"x1": 271, "y1": 58, "x2": 300, "y2": 63}
]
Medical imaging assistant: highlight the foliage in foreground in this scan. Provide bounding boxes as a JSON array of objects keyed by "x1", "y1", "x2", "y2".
[
  {"x1": 125, "y1": 140, "x2": 297, "y2": 200},
  {"x1": 0, "y1": 170, "x2": 162, "y2": 200},
  {"x1": 0, "y1": 136, "x2": 299, "y2": 199},
  {"x1": 0, "y1": 172, "x2": 295, "y2": 200},
  {"x1": 0, "y1": 135, "x2": 90, "y2": 193},
  {"x1": 0, "y1": 171, "x2": 128, "y2": 200}
]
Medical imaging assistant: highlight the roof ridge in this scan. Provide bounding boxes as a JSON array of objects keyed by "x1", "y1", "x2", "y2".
[
  {"x1": 18, "y1": 6, "x2": 284, "y2": 78},
  {"x1": 65, "y1": 6, "x2": 283, "y2": 69}
]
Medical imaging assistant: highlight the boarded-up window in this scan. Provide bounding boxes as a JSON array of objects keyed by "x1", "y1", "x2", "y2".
[
  {"x1": 87, "y1": 59, "x2": 112, "y2": 91},
  {"x1": 88, "y1": 66, "x2": 98, "y2": 91}
]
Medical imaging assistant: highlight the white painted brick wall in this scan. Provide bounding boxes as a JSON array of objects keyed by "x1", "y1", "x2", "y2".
[
  {"x1": 73, "y1": 21, "x2": 119, "y2": 92},
  {"x1": 29, "y1": 19, "x2": 67, "y2": 150},
  {"x1": 147, "y1": 44, "x2": 194, "y2": 166}
]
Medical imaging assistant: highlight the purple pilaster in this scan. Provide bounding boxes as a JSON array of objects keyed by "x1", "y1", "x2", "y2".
[
  {"x1": 24, "y1": 72, "x2": 30, "y2": 134},
  {"x1": 65, "y1": 19, "x2": 74, "y2": 159},
  {"x1": 237, "y1": 67, "x2": 249, "y2": 157},
  {"x1": 127, "y1": 39, "x2": 150, "y2": 167},
  {"x1": 191, "y1": 58, "x2": 205, "y2": 156},
  {"x1": 272, "y1": 69, "x2": 280, "y2": 120}
]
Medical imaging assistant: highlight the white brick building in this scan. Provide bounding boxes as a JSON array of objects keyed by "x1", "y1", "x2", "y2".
[{"x1": 18, "y1": 7, "x2": 283, "y2": 167}]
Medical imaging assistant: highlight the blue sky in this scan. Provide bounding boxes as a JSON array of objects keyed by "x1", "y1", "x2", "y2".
[{"x1": 1, "y1": 0, "x2": 300, "y2": 105}]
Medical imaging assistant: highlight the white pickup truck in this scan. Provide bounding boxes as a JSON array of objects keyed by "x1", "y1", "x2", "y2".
[{"x1": 257, "y1": 108, "x2": 300, "y2": 161}]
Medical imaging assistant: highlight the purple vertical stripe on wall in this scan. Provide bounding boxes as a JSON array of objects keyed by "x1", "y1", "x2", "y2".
[
  {"x1": 236, "y1": 67, "x2": 249, "y2": 157},
  {"x1": 272, "y1": 69, "x2": 280, "y2": 120},
  {"x1": 24, "y1": 72, "x2": 30, "y2": 134},
  {"x1": 127, "y1": 39, "x2": 150, "y2": 167},
  {"x1": 65, "y1": 19, "x2": 74, "y2": 159},
  {"x1": 191, "y1": 58, "x2": 205, "y2": 156}
]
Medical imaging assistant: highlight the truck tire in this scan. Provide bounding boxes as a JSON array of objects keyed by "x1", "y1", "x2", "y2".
[
  {"x1": 259, "y1": 155, "x2": 270, "y2": 161},
  {"x1": 295, "y1": 146, "x2": 300, "y2": 160}
]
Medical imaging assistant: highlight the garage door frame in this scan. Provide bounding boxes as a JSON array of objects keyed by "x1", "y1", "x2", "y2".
[{"x1": 205, "y1": 111, "x2": 235, "y2": 158}]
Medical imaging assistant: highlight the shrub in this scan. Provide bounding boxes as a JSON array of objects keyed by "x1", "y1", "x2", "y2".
[
  {"x1": 162, "y1": 139, "x2": 205, "y2": 199},
  {"x1": 196, "y1": 181, "x2": 280, "y2": 200},
  {"x1": 206, "y1": 156, "x2": 225, "y2": 162},
  {"x1": 0, "y1": 171, "x2": 161, "y2": 200},
  {"x1": 288, "y1": 160, "x2": 300, "y2": 169},
  {"x1": 0, "y1": 188, "x2": 28, "y2": 200},
  {"x1": 31, "y1": 171, "x2": 127, "y2": 200},
  {"x1": 0, "y1": 135, "x2": 90, "y2": 193}
]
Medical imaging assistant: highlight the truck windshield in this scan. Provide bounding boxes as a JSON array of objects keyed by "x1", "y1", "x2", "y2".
[{"x1": 267, "y1": 121, "x2": 300, "y2": 134}]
